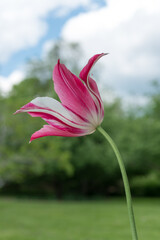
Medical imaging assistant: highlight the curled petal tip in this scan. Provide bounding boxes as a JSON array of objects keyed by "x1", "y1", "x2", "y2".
[
  {"x1": 101, "y1": 53, "x2": 109, "y2": 57},
  {"x1": 29, "y1": 136, "x2": 34, "y2": 143},
  {"x1": 13, "y1": 110, "x2": 20, "y2": 115}
]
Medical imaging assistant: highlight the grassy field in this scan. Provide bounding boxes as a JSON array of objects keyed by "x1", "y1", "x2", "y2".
[{"x1": 0, "y1": 197, "x2": 159, "y2": 240}]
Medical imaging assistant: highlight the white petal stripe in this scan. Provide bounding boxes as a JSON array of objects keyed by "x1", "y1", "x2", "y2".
[{"x1": 28, "y1": 97, "x2": 91, "y2": 130}]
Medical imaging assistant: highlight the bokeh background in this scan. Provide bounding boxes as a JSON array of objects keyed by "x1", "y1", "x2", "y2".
[{"x1": 0, "y1": 0, "x2": 160, "y2": 240}]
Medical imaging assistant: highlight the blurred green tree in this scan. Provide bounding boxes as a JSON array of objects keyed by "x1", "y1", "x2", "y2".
[{"x1": 0, "y1": 40, "x2": 160, "y2": 198}]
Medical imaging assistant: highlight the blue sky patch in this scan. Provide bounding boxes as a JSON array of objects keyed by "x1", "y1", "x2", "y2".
[{"x1": 0, "y1": 0, "x2": 106, "y2": 77}]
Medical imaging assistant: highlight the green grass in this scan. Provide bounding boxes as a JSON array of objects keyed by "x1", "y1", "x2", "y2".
[{"x1": 0, "y1": 197, "x2": 159, "y2": 240}]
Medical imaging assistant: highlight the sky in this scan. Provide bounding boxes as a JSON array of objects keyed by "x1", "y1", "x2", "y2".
[{"x1": 0, "y1": 0, "x2": 160, "y2": 105}]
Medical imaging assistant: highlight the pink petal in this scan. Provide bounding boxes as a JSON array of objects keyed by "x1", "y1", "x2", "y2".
[
  {"x1": 15, "y1": 97, "x2": 96, "y2": 141},
  {"x1": 79, "y1": 53, "x2": 107, "y2": 89},
  {"x1": 79, "y1": 54, "x2": 107, "y2": 121},
  {"x1": 88, "y1": 76, "x2": 104, "y2": 119},
  {"x1": 79, "y1": 53, "x2": 106, "y2": 102},
  {"x1": 15, "y1": 97, "x2": 90, "y2": 129},
  {"x1": 30, "y1": 124, "x2": 94, "y2": 142},
  {"x1": 53, "y1": 60, "x2": 98, "y2": 122}
]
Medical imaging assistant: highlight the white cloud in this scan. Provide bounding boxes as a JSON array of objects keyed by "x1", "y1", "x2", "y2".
[
  {"x1": 0, "y1": 71, "x2": 25, "y2": 95},
  {"x1": 101, "y1": 89, "x2": 149, "y2": 108},
  {"x1": 42, "y1": 40, "x2": 56, "y2": 58},
  {"x1": 0, "y1": 0, "x2": 92, "y2": 63},
  {"x1": 62, "y1": 0, "x2": 160, "y2": 102}
]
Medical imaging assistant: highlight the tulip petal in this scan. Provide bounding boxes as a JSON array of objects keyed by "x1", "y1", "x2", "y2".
[
  {"x1": 79, "y1": 53, "x2": 106, "y2": 103},
  {"x1": 53, "y1": 60, "x2": 98, "y2": 124},
  {"x1": 30, "y1": 124, "x2": 94, "y2": 142},
  {"x1": 79, "y1": 53, "x2": 107, "y2": 91},
  {"x1": 15, "y1": 97, "x2": 91, "y2": 129},
  {"x1": 79, "y1": 53, "x2": 107, "y2": 121}
]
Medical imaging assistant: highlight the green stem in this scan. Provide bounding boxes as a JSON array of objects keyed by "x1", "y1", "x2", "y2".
[{"x1": 97, "y1": 126, "x2": 138, "y2": 240}]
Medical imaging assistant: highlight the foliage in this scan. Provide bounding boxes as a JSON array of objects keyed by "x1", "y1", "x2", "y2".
[
  {"x1": 131, "y1": 171, "x2": 160, "y2": 196},
  {"x1": 0, "y1": 40, "x2": 160, "y2": 198},
  {"x1": 27, "y1": 39, "x2": 83, "y2": 82}
]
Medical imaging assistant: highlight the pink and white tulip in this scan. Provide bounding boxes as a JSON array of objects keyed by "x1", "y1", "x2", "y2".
[{"x1": 15, "y1": 53, "x2": 107, "y2": 142}]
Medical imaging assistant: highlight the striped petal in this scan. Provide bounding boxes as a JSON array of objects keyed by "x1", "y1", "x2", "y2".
[
  {"x1": 53, "y1": 60, "x2": 98, "y2": 124},
  {"x1": 15, "y1": 97, "x2": 92, "y2": 129},
  {"x1": 30, "y1": 124, "x2": 94, "y2": 142},
  {"x1": 79, "y1": 53, "x2": 107, "y2": 122},
  {"x1": 79, "y1": 53, "x2": 107, "y2": 91}
]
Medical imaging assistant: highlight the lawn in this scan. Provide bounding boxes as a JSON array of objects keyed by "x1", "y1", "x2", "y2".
[{"x1": 0, "y1": 197, "x2": 159, "y2": 240}]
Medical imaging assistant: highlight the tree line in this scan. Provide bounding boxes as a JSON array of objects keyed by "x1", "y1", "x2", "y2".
[{"x1": 0, "y1": 41, "x2": 160, "y2": 198}]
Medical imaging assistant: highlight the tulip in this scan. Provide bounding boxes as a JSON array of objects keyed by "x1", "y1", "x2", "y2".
[
  {"x1": 15, "y1": 53, "x2": 139, "y2": 240},
  {"x1": 15, "y1": 53, "x2": 106, "y2": 142}
]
